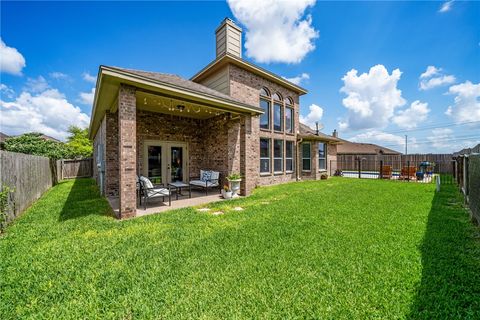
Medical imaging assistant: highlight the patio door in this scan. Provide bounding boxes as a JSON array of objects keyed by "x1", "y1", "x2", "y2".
[{"x1": 143, "y1": 141, "x2": 188, "y2": 184}]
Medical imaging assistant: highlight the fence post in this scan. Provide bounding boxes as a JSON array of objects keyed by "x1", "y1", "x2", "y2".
[
  {"x1": 379, "y1": 160, "x2": 383, "y2": 179},
  {"x1": 358, "y1": 158, "x2": 361, "y2": 179},
  {"x1": 407, "y1": 160, "x2": 410, "y2": 182}
]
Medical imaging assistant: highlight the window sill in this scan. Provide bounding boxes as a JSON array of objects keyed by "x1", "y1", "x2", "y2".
[
  {"x1": 260, "y1": 128, "x2": 271, "y2": 133},
  {"x1": 260, "y1": 172, "x2": 271, "y2": 176},
  {"x1": 302, "y1": 170, "x2": 311, "y2": 173},
  {"x1": 286, "y1": 171, "x2": 294, "y2": 174},
  {"x1": 318, "y1": 169, "x2": 327, "y2": 172},
  {"x1": 274, "y1": 171, "x2": 284, "y2": 175},
  {"x1": 273, "y1": 130, "x2": 284, "y2": 134}
]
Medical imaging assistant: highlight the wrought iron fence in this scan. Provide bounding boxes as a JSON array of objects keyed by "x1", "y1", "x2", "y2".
[{"x1": 330, "y1": 158, "x2": 455, "y2": 184}]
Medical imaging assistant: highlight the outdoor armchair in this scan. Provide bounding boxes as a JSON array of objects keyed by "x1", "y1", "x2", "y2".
[
  {"x1": 189, "y1": 170, "x2": 221, "y2": 196},
  {"x1": 138, "y1": 176, "x2": 172, "y2": 209}
]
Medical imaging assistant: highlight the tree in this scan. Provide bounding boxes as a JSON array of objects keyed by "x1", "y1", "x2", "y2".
[
  {"x1": 3, "y1": 133, "x2": 71, "y2": 159},
  {"x1": 65, "y1": 126, "x2": 92, "y2": 158}
]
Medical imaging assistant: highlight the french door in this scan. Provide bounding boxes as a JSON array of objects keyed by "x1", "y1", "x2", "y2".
[{"x1": 143, "y1": 141, "x2": 188, "y2": 184}]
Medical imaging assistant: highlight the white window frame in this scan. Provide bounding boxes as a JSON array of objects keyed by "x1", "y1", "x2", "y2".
[
  {"x1": 260, "y1": 138, "x2": 271, "y2": 174},
  {"x1": 318, "y1": 142, "x2": 327, "y2": 171},
  {"x1": 285, "y1": 106, "x2": 294, "y2": 134},
  {"x1": 285, "y1": 141, "x2": 294, "y2": 173},
  {"x1": 273, "y1": 102, "x2": 283, "y2": 132},
  {"x1": 302, "y1": 143, "x2": 311, "y2": 172},
  {"x1": 274, "y1": 139, "x2": 283, "y2": 173}
]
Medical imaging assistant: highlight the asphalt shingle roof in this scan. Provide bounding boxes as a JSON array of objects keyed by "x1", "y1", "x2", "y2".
[{"x1": 108, "y1": 66, "x2": 255, "y2": 109}]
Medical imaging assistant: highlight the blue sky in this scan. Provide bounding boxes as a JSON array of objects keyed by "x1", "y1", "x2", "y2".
[{"x1": 1, "y1": 0, "x2": 479, "y2": 153}]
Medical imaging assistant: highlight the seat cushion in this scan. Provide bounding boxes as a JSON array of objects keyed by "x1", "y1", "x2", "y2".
[
  {"x1": 200, "y1": 170, "x2": 212, "y2": 182},
  {"x1": 139, "y1": 176, "x2": 154, "y2": 189},
  {"x1": 190, "y1": 180, "x2": 219, "y2": 188},
  {"x1": 210, "y1": 171, "x2": 220, "y2": 180},
  {"x1": 146, "y1": 188, "x2": 170, "y2": 197}
]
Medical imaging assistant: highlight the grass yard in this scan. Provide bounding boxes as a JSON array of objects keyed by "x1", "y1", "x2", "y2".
[{"x1": 1, "y1": 178, "x2": 479, "y2": 319}]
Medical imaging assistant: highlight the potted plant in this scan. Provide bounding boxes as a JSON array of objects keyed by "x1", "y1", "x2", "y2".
[
  {"x1": 222, "y1": 185, "x2": 232, "y2": 199},
  {"x1": 227, "y1": 173, "x2": 242, "y2": 197}
]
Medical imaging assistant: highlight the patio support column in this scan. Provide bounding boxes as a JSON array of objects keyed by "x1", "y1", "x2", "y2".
[
  {"x1": 240, "y1": 114, "x2": 259, "y2": 195},
  {"x1": 118, "y1": 84, "x2": 137, "y2": 219}
]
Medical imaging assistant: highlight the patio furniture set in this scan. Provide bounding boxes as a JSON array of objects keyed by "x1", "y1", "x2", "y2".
[
  {"x1": 136, "y1": 170, "x2": 221, "y2": 209},
  {"x1": 380, "y1": 162, "x2": 435, "y2": 181}
]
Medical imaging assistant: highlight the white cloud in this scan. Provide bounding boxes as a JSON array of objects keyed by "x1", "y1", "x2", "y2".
[
  {"x1": 0, "y1": 84, "x2": 15, "y2": 99},
  {"x1": 349, "y1": 130, "x2": 422, "y2": 153},
  {"x1": 24, "y1": 76, "x2": 49, "y2": 93},
  {"x1": 300, "y1": 103, "x2": 324, "y2": 129},
  {"x1": 427, "y1": 128, "x2": 455, "y2": 150},
  {"x1": 49, "y1": 72, "x2": 70, "y2": 80},
  {"x1": 0, "y1": 38, "x2": 26, "y2": 76},
  {"x1": 439, "y1": 1, "x2": 454, "y2": 13},
  {"x1": 79, "y1": 88, "x2": 95, "y2": 105},
  {"x1": 420, "y1": 66, "x2": 439, "y2": 79},
  {"x1": 419, "y1": 65, "x2": 455, "y2": 90},
  {"x1": 392, "y1": 100, "x2": 430, "y2": 129},
  {"x1": 445, "y1": 80, "x2": 480, "y2": 122},
  {"x1": 338, "y1": 64, "x2": 406, "y2": 130},
  {"x1": 0, "y1": 88, "x2": 90, "y2": 141},
  {"x1": 227, "y1": 0, "x2": 318, "y2": 63},
  {"x1": 283, "y1": 73, "x2": 310, "y2": 85},
  {"x1": 82, "y1": 72, "x2": 97, "y2": 84}
]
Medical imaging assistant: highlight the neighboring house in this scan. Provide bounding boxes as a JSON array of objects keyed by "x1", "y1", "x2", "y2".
[
  {"x1": 0, "y1": 132, "x2": 60, "y2": 143},
  {"x1": 89, "y1": 18, "x2": 340, "y2": 218},
  {"x1": 336, "y1": 132, "x2": 401, "y2": 161},
  {"x1": 454, "y1": 143, "x2": 480, "y2": 156},
  {"x1": 0, "y1": 132, "x2": 10, "y2": 143}
]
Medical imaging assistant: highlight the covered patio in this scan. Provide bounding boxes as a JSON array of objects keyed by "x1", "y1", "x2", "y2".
[
  {"x1": 108, "y1": 189, "x2": 226, "y2": 217},
  {"x1": 90, "y1": 66, "x2": 262, "y2": 218}
]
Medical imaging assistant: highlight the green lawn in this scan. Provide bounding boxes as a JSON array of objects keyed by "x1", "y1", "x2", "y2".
[{"x1": 1, "y1": 178, "x2": 479, "y2": 319}]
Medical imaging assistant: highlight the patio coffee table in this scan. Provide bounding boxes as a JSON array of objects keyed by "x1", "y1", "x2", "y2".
[{"x1": 168, "y1": 181, "x2": 191, "y2": 199}]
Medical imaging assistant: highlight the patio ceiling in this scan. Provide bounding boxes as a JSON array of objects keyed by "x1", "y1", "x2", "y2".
[{"x1": 136, "y1": 91, "x2": 233, "y2": 120}]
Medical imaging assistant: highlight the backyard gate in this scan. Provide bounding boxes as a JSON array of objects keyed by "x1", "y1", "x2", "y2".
[{"x1": 58, "y1": 158, "x2": 93, "y2": 179}]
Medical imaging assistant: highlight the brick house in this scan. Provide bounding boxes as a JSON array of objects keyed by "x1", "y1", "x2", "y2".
[{"x1": 89, "y1": 18, "x2": 340, "y2": 218}]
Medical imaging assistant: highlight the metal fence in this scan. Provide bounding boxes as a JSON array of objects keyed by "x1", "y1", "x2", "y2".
[{"x1": 330, "y1": 158, "x2": 455, "y2": 184}]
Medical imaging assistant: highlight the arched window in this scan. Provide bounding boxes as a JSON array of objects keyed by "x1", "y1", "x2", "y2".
[
  {"x1": 260, "y1": 87, "x2": 270, "y2": 97},
  {"x1": 285, "y1": 97, "x2": 294, "y2": 133},
  {"x1": 259, "y1": 88, "x2": 270, "y2": 129},
  {"x1": 272, "y1": 92, "x2": 282, "y2": 101}
]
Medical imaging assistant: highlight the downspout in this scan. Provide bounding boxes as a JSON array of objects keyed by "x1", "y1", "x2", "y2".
[{"x1": 296, "y1": 137, "x2": 303, "y2": 181}]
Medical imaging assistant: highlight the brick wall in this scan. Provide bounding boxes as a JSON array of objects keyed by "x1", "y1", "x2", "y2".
[
  {"x1": 228, "y1": 64, "x2": 301, "y2": 190},
  {"x1": 118, "y1": 84, "x2": 137, "y2": 218}
]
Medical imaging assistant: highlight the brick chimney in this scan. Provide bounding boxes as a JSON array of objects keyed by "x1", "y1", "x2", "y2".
[
  {"x1": 215, "y1": 18, "x2": 242, "y2": 58},
  {"x1": 332, "y1": 129, "x2": 338, "y2": 138}
]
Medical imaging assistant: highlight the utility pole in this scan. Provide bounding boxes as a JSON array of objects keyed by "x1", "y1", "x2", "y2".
[{"x1": 405, "y1": 135, "x2": 408, "y2": 155}]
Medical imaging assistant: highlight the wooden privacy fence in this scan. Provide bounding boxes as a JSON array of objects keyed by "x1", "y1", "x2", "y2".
[
  {"x1": 0, "y1": 150, "x2": 57, "y2": 223},
  {"x1": 454, "y1": 154, "x2": 480, "y2": 225},
  {"x1": 58, "y1": 158, "x2": 93, "y2": 179},
  {"x1": 0, "y1": 151, "x2": 92, "y2": 225}
]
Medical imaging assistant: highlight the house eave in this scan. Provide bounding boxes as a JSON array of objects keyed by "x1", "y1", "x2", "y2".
[
  {"x1": 191, "y1": 53, "x2": 308, "y2": 95},
  {"x1": 89, "y1": 66, "x2": 263, "y2": 139}
]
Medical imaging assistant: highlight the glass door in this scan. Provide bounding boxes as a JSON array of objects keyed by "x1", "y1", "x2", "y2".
[
  {"x1": 170, "y1": 146, "x2": 184, "y2": 182},
  {"x1": 147, "y1": 145, "x2": 162, "y2": 184},
  {"x1": 144, "y1": 141, "x2": 188, "y2": 185}
]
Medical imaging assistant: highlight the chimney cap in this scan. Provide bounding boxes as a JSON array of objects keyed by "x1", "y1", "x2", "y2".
[{"x1": 216, "y1": 17, "x2": 242, "y2": 33}]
